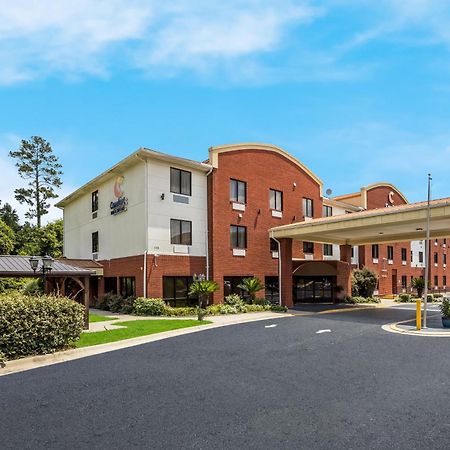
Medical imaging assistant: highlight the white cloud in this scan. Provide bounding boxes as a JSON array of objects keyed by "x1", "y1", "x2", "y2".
[{"x1": 0, "y1": 0, "x2": 321, "y2": 84}]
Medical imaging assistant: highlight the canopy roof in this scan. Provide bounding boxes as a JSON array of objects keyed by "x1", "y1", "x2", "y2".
[
  {"x1": 0, "y1": 256, "x2": 95, "y2": 278},
  {"x1": 270, "y1": 197, "x2": 450, "y2": 245}
]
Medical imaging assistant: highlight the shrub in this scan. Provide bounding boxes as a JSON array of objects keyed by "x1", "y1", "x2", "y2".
[
  {"x1": 105, "y1": 294, "x2": 124, "y2": 313},
  {"x1": 270, "y1": 304, "x2": 288, "y2": 312},
  {"x1": 164, "y1": 306, "x2": 198, "y2": 316},
  {"x1": 397, "y1": 293, "x2": 411, "y2": 303},
  {"x1": 133, "y1": 297, "x2": 167, "y2": 316},
  {"x1": 352, "y1": 268, "x2": 378, "y2": 298},
  {"x1": 22, "y1": 278, "x2": 44, "y2": 296},
  {"x1": 0, "y1": 294, "x2": 84, "y2": 361},
  {"x1": 224, "y1": 294, "x2": 243, "y2": 306},
  {"x1": 119, "y1": 296, "x2": 136, "y2": 314},
  {"x1": 237, "y1": 277, "x2": 265, "y2": 304},
  {"x1": 253, "y1": 297, "x2": 270, "y2": 306},
  {"x1": 412, "y1": 278, "x2": 425, "y2": 298},
  {"x1": 440, "y1": 298, "x2": 450, "y2": 318},
  {"x1": 433, "y1": 293, "x2": 443, "y2": 299},
  {"x1": 345, "y1": 296, "x2": 380, "y2": 304}
]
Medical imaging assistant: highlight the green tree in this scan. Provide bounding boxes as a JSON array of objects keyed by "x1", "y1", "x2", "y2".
[
  {"x1": 351, "y1": 268, "x2": 378, "y2": 298},
  {"x1": 411, "y1": 277, "x2": 425, "y2": 298},
  {"x1": 0, "y1": 201, "x2": 20, "y2": 232},
  {"x1": 17, "y1": 219, "x2": 63, "y2": 257},
  {"x1": 9, "y1": 136, "x2": 62, "y2": 228},
  {"x1": 188, "y1": 279, "x2": 219, "y2": 321},
  {"x1": 0, "y1": 218, "x2": 15, "y2": 254},
  {"x1": 237, "y1": 277, "x2": 265, "y2": 304}
]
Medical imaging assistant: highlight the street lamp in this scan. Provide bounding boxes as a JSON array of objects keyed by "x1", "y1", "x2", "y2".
[
  {"x1": 29, "y1": 256, "x2": 54, "y2": 292},
  {"x1": 29, "y1": 256, "x2": 39, "y2": 272}
]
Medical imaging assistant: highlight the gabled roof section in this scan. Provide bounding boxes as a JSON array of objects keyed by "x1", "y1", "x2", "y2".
[
  {"x1": 56, "y1": 148, "x2": 212, "y2": 208},
  {"x1": 208, "y1": 143, "x2": 323, "y2": 196}
]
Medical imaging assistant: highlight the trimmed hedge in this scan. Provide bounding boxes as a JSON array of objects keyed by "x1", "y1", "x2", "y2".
[
  {"x1": 345, "y1": 296, "x2": 380, "y2": 304},
  {"x1": 0, "y1": 294, "x2": 84, "y2": 361}
]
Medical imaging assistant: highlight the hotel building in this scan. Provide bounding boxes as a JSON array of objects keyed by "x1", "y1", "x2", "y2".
[{"x1": 56, "y1": 143, "x2": 448, "y2": 305}]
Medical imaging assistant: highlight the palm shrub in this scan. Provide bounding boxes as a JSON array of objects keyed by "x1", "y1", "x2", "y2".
[
  {"x1": 351, "y1": 268, "x2": 378, "y2": 298},
  {"x1": 411, "y1": 278, "x2": 425, "y2": 298},
  {"x1": 237, "y1": 277, "x2": 265, "y2": 304},
  {"x1": 188, "y1": 280, "x2": 219, "y2": 321}
]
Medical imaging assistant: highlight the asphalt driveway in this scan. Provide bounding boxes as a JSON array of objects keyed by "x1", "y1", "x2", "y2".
[{"x1": 1, "y1": 307, "x2": 449, "y2": 450}]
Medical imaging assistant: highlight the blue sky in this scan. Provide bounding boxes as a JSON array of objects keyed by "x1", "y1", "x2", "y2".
[{"x1": 1, "y1": 0, "x2": 450, "y2": 223}]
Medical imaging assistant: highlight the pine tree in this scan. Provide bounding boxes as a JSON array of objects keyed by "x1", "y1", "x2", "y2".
[{"x1": 9, "y1": 136, "x2": 62, "y2": 227}]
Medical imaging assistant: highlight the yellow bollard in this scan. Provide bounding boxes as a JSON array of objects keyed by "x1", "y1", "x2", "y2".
[{"x1": 416, "y1": 299, "x2": 422, "y2": 330}]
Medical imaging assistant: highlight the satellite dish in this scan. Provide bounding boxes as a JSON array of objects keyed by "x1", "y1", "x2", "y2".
[{"x1": 325, "y1": 188, "x2": 333, "y2": 196}]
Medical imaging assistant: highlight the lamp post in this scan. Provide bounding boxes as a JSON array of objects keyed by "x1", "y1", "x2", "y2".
[{"x1": 29, "y1": 256, "x2": 54, "y2": 292}]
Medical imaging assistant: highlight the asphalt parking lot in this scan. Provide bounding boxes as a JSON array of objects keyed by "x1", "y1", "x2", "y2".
[{"x1": 2, "y1": 306, "x2": 450, "y2": 450}]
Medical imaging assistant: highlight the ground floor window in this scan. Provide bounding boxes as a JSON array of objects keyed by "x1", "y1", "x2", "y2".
[
  {"x1": 224, "y1": 276, "x2": 252, "y2": 300},
  {"x1": 120, "y1": 277, "x2": 136, "y2": 298},
  {"x1": 401, "y1": 275, "x2": 407, "y2": 290},
  {"x1": 163, "y1": 276, "x2": 198, "y2": 307},
  {"x1": 104, "y1": 277, "x2": 117, "y2": 294},
  {"x1": 265, "y1": 276, "x2": 279, "y2": 304}
]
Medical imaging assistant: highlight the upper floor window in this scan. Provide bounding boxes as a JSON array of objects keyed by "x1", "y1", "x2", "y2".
[
  {"x1": 434, "y1": 252, "x2": 438, "y2": 264},
  {"x1": 92, "y1": 231, "x2": 99, "y2": 253},
  {"x1": 91, "y1": 190, "x2": 98, "y2": 213},
  {"x1": 444, "y1": 254, "x2": 447, "y2": 265},
  {"x1": 303, "y1": 241, "x2": 314, "y2": 254},
  {"x1": 269, "y1": 189, "x2": 283, "y2": 211},
  {"x1": 323, "y1": 243, "x2": 333, "y2": 256},
  {"x1": 387, "y1": 246, "x2": 394, "y2": 260},
  {"x1": 372, "y1": 244, "x2": 379, "y2": 259},
  {"x1": 170, "y1": 167, "x2": 191, "y2": 196},
  {"x1": 230, "y1": 225, "x2": 247, "y2": 249},
  {"x1": 170, "y1": 219, "x2": 192, "y2": 245},
  {"x1": 270, "y1": 238, "x2": 278, "y2": 252},
  {"x1": 303, "y1": 198, "x2": 313, "y2": 218},
  {"x1": 230, "y1": 179, "x2": 246, "y2": 203},
  {"x1": 419, "y1": 251, "x2": 424, "y2": 263},
  {"x1": 401, "y1": 247, "x2": 407, "y2": 262},
  {"x1": 323, "y1": 205, "x2": 333, "y2": 217}
]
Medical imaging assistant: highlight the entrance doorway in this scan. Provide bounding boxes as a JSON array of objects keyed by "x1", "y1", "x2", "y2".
[
  {"x1": 392, "y1": 270, "x2": 398, "y2": 295},
  {"x1": 293, "y1": 276, "x2": 335, "y2": 303}
]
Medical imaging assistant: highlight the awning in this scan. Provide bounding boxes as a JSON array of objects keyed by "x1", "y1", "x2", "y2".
[{"x1": 270, "y1": 197, "x2": 450, "y2": 245}]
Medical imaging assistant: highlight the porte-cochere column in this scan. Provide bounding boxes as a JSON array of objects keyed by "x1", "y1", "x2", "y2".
[{"x1": 279, "y1": 238, "x2": 293, "y2": 308}]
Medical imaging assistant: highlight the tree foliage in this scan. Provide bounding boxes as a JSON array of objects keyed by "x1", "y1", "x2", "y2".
[
  {"x1": 17, "y1": 220, "x2": 63, "y2": 258},
  {"x1": 0, "y1": 218, "x2": 15, "y2": 254},
  {"x1": 351, "y1": 267, "x2": 378, "y2": 298},
  {"x1": 237, "y1": 277, "x2": 265, "y2": 304},
  {"x1": 9, "y1": 136, "x2": 62, "y2": 227},
  {"x1": 0, "y1": 201, "x2": 20, "y2": 232}
]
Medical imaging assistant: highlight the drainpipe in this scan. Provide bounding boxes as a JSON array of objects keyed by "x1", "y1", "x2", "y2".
[
  {"x1": 205, "y1": 166, "x2": 213, "y2": 280},
  {"x1": 137, "y1": 154, "x2": 149, "y2": 298},
  {"x1": 270, "y1": 231, "x2": 282, "y2": 306}
]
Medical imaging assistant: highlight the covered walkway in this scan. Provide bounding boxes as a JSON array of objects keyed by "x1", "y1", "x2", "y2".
[{"x1": 271, "y1": 197, "x2": 450, "y2": 306}]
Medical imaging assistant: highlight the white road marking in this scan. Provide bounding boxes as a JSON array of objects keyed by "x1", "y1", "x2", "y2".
[
  {"x1": 265, "y1": 324, "x2": 278, "y2": 328},
  {"x1": 316, "y1": 329, "x2": 331, "y2": 334}
]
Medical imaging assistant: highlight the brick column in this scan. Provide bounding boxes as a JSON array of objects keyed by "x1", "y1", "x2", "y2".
[
  {"x1": 340, "y1": 244, "x2": 352, "y2": 264},
  {"x1": 279, "y1": 238, "x2": 293, "y2": 308}
]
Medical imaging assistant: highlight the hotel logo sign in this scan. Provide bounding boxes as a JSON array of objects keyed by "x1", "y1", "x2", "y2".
[
  {"x1": 110, "y1": 175, "x2": 128, "y2": 216},
  {"x1": 385, "y1": 191, "x2": 395, "y2": 208}
]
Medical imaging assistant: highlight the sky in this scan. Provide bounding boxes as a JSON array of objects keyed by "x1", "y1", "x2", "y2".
[{"x1": 1, "y1": 0, "x2": 450, "y2": 224}]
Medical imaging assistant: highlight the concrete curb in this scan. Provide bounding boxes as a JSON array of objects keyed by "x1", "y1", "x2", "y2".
[
  {"x1": 382, "y1": 315, "x2": 450, "y2": 337},
  {"x1": 0, "y1": 313, "x2": 288, "y2": 377}
]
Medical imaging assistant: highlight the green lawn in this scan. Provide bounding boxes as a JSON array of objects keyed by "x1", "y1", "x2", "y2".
[
  {"x1": 89, "y1": 312, "x2": 119, "y2": 323},
  {"x1": 76, "y1": 319, "x2": 210, "y2": 348}
]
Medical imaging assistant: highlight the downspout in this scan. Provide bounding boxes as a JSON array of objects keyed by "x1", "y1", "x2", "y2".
[
  {"x1": 137, "y1": 154, "x2": 149, "y2": 298},
  {"x1": 270, "y1": 231, "x2": 282, "y2": 306},
  {"x1": 205, "y1": 166, "x2": 213, "y2": 280}
]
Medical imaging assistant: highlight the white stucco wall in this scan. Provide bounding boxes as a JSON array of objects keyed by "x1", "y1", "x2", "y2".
[
  {"x1": 411, "y1": 240, "x2": 425, "y2": 268},
  {"x1": 62, "y1": 155, "x2": 208, "y2": 261}
]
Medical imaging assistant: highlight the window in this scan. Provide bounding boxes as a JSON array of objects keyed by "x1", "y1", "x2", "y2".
[
  {"x1": 411, "y1": 250, "x2": 413, "y2": 262},
  {"x1": 230, "y1": 225, "x2": 246, "y2": 249},
  {"x1": 91, "y1": 190, "x2": 98, "y2": 213},
  {"x1": 372, "y1": 244, "x2": 379, "y2": 259},
  {"x1": 92, "y1": 231, "x2": 99, "y2": 253},
  {"x1": 230, "y1": 179, "x2": 246, "y2": 203},
  {"x1": 269, "y1": 189, "x2": 283, "y2": 211},
  {"x1": 323, "y1": 244, "x2": 333, "y2": 256},
  {"x1": 444, "y1": 254, "x2": 447, "y2": 265},
  {"x1": 323, "y1": 205, "x2": 333, "y2": 217},
  {"x1": 444, "y1": 239, "x2": 447, "y2": 245},
  {"x1": 104, "y1": 277, "x2": 117, "y2": 294},
  {"x1": 434, "y1": 275, "x2": 439, "y2": 287},
  {"x1": 434, "y1": 252, "x2": 438, "y2": 264},
  {"x1": 419, "y1": 251, "x2": 424, "y2": 263},
  {"x1": 303, "y1": 241, "x2": 314, "y2": 254},
  {"x1": 170, "y1": 219, "x2": 192, "y2": 245},
  {"x1": 351, "y1": 247, "x2": 355, "y2": 258},
  {"x1": 170, "y1": 167, "x2": 191, "y2": 196},
  {"x1": 401, "y1": 275, "x2": 407, "y2": 289},
  {"x1": 270, "y1": 238, "x2": 279, "y2": 252},
  {"x1": 444, "y1": 276, "x2": 447, "y2": 286},
  {"x1": 401, "y1": 248, "x2": 407, "y2": 262},
  {"x1": 163, "y1": 276, "x2": 198, "y2": 307},
  {"x1": 119, "y1": 277, "x2": 135, "y2": 297},
  {"x1": 387, "y1": 246, "x2": 394, "y2": 260},
  {"x1": 303, "y1": 198, "x2": 313, "y2": 218},
  {"x1": 265, "y1": 276, "x2": 279, "y2": 304}
]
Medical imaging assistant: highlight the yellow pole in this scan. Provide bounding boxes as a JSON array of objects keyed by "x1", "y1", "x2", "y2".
[{"x1": 416, "y1": 299, "x2": 422, "y2": 330}]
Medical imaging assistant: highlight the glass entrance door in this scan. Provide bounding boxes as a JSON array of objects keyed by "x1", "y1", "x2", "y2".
[{"x1": 293, "y1": 276, "x2": 335, "y2": 303}]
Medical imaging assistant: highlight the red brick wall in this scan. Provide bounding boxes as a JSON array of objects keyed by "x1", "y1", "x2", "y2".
[{"x1": 208, "y1": 148, "x2": 322, "y2": 302}]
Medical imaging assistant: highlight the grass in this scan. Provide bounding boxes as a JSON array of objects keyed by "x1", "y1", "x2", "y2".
[
  {"x1": 76, "y1": 319, "x2": 210, "y2": 348},
  {"x1": 89, "y1": 312, "x2": 119, "y2": 323}
]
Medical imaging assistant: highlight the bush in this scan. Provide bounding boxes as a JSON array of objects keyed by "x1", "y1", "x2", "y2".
[
  {"x1": 440, "y1": 298, "x2": 450, "y2": 318},
  {"x1": 270, "y1": 304, "x2": 288, "y2": 312},
  {"x1": 352, "y1": 268, "x2": 378, "y2": 298},
  {"x1": 164, "y1": 306, "x2": 198, "y2": 316},
  {"x1": 0, "y1": 294, "x2": 84, "y2": 361},
  {"x1": 134, "y1": 297, "x2": 167, "y2": 316},
  {"x1": 345, "y1": 296, "x2": 380, "y2": 304},
  {"x1": 105, "y1": 294, "x2": 124, "y2": 313},
  {"x1": 433, "y1": 293, "x2": 443, "y2": 299},
  {"x1": 396, "y1": 293, "x2": 411, "y2": 303},
  {"x1": 224, "y1": 294, "x2": 243, "y2": 306},
  {"x1": 253, "y1": 297, "x2": 270, "y2": 306},
  {"x1": 23, "y1": 278, "x2": 44, "y2": 296},
  {"x1": 119, "y1": 296, "x2": 136, "y2": 314}
]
